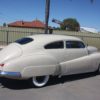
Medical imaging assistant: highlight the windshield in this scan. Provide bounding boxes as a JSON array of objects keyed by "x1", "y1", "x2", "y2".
[{"x1": 15, "y1": 37, "x2": 33, "y2": 45}]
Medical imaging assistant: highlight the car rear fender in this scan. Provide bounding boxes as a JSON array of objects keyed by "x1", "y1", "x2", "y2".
[
  {"x1": 21, "y1": 64, "x2": 59, "y2": 78},
  {"x1": 20, "y1": 54, "x2": 60, "y2": 78}
]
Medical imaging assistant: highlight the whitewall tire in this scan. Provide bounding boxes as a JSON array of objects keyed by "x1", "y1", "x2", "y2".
[{"x1": 31, "y1": 76, "x2": 49, "y2": 87}]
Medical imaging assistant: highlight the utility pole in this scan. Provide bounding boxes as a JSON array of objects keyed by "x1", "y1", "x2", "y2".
[{"x1": 45, "y1": 0, "x2": 50, "y2": 34}]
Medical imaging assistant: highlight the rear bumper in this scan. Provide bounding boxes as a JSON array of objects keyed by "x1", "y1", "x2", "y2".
[{"x1": 0, "y1": 70, "x2": 21, "y2": 79}]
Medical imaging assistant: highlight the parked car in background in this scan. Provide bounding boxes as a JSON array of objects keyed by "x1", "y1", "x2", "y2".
[{"x1": 0, "y1": 34, "x2": 100, "y2": 87}]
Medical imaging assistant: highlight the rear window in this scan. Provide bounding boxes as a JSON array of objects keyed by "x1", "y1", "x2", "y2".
[{"x1": 15, "y1": 37, "x2": 33, "y2": 45}]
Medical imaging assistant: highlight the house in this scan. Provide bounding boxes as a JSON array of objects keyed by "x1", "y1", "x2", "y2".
[
  {"x1": 8, "y1": 20, "x2": 47, "y2": 29},
  {"x1": 8, "y1": 19, "x2": 53, "y2": 34}
]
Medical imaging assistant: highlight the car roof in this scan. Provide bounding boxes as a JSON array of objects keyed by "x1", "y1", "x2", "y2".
[
  {"x1": 18, "y1": 34, "x2": 84, "y2": 51},
  {"x1": 28, "y1": 34, "x2": 82, "y2": 43}
]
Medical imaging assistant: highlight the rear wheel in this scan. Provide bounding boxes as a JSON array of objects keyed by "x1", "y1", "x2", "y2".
[{"x1": 31, "y1": 75, "x2": 49, "y2": 87}]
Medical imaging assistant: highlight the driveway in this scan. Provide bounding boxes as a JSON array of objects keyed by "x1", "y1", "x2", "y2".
[{"x1": 0, "y1": 73, "x2": 100, "y2": 100}]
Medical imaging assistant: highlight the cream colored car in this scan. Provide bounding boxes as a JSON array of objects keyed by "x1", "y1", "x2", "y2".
[{"x1": 0, "y1": 34, "x2": 100, "y2": 87}]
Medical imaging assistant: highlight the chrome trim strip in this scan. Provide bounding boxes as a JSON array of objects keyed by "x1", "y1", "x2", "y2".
[
  {"x1": 0, "y1": 71, "x2": 21, "y2": 78},
  {"x1": 0, "y1": 70, "x2": 1, "y2": 77}
]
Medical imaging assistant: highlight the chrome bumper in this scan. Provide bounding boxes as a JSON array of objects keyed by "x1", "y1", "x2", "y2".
[{"x1": 0, "y1": 70, "x2": 21, "y2": 78}]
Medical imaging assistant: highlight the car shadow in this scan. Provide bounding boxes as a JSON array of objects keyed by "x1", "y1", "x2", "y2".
[
  {"x1": 0, "y1": 78, "x2": 32, "y2": 90},
  {"x1": 0, "y1": 72, "x2": 99, "y2": 90},
  {"x1": 48, "y1": 72, "x2": 98, "y2": 86}
]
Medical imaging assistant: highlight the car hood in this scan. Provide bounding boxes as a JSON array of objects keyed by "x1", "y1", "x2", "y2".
[{"x1": 0, "y1": 43, "x2": 22, "y2": 63}]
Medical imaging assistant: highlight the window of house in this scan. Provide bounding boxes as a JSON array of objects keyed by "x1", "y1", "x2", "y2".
[
  {"x1": 45, "y1": 41, "x2": 64, "y2": 49},
  {"x1": 66, "y1": 41, "x2": 85, "y2": 48}
]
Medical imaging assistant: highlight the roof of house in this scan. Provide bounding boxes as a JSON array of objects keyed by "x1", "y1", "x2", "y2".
[{"x1": 8, "y1": 20, "x2": 46, "y2": 28}]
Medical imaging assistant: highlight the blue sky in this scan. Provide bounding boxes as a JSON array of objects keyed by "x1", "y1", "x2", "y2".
[{"x1": 0, "y1": 0, "x2": 100, "y2": 31}]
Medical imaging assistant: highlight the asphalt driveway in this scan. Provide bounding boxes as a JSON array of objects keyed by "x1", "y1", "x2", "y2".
[{"x1": 0, "y1": 73, "x2": 100, "y2": 100}]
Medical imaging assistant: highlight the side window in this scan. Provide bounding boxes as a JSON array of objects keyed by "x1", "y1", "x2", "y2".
[
  {"x1": 45, "y1": 41, "x2": 64, "y2": 49},
  {"x1": 66, "y1": 41, "x2": 85, "y2": 48}
]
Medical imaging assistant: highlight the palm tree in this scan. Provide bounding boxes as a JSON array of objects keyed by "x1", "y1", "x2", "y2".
[{"x1": 44, "y1": 0, "x2": 94, "y2": 34}]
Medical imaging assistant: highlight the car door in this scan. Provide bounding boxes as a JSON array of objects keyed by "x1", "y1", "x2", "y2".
[
  {"x1": 60, "y1": 40, "x2": 91, "y2": 75},
  {"x1": 44, "y1": 41, "x2": 66, "y2": 63},
  {"x1": 64, "y1": 41, "x2": 88, "y2": 61}
]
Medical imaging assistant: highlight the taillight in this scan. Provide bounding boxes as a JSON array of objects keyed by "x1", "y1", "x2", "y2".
[{"x1": 0, "y1": 64, "x2": 4, "y2": 67}]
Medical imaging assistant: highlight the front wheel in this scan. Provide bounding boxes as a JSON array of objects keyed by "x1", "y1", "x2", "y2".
[
  {"x1": 96, "y1": 64, "x2": 100, "y2": 74},
  {"x1": 99, "y1": 65, "x2": 100, "y2": 74},
  {"x1": 30, "y1": 75, "x2": 49, "y2": 87}
]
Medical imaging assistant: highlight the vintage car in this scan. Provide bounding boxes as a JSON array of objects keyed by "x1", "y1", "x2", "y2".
[{"x1": 0, "y1": 34, "x2": 100, "y2": 87}]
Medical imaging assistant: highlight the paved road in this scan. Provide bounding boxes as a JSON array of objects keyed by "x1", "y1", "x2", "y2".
[{"x1": 0, "y1": 73, "x2": 100, "y2": 100}]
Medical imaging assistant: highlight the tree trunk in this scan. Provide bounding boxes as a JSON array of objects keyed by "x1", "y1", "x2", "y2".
[{"x1": 45, "y1": 0, "x2": 50, "y2": 34}]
